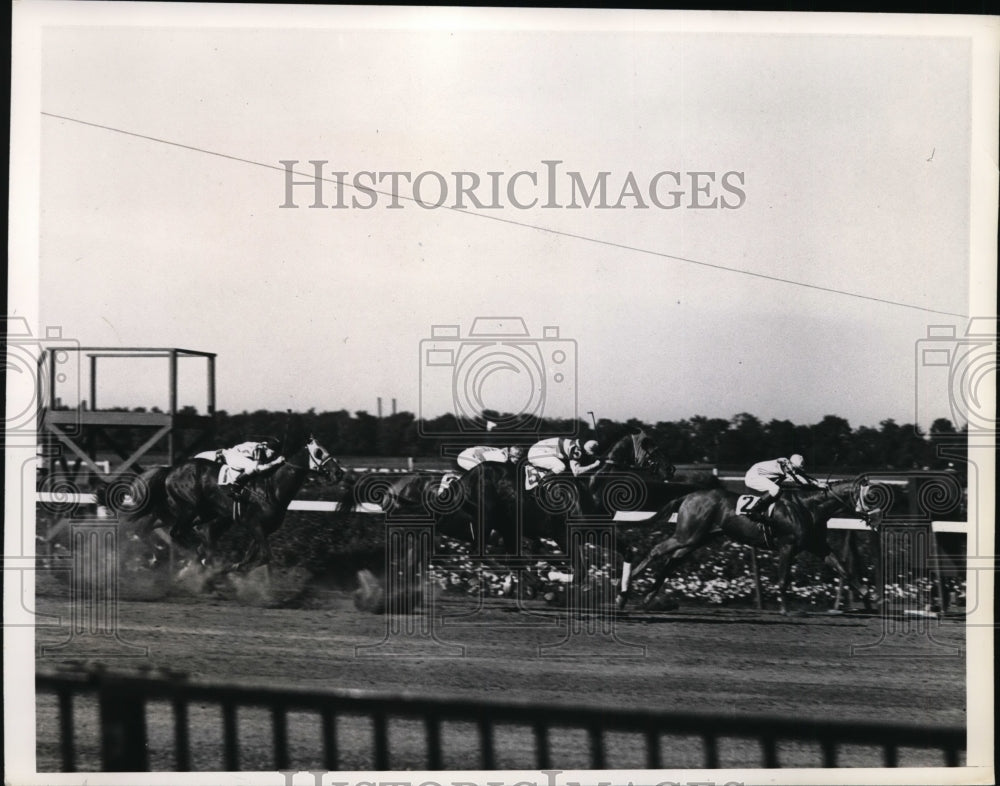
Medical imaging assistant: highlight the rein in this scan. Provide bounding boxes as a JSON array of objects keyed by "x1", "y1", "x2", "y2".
[
  {"x1": 284, "y1": 442, "x2": 338, "y2": 475},
  {"x1": 822, "y1": 482, "x2": 880, "y2": 528},
  {"x1": 283, "y1": 455, "x2": 322, "y2": 472}
]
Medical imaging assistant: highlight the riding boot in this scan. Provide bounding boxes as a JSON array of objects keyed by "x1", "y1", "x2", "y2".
[
  {"x1": 749, "y1": 493, "x2": 776, "y2": 547},
  {"x1": 228, "y1": 473, "x2": 251, "y2": 499},
  {"x1": 748, "y1": 493, "x2": 773, "y2": 523}
]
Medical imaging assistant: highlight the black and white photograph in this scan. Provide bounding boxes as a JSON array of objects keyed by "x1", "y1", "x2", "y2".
[{"x1": 6, "y1": 4, "x2": 997, "y2": 785}]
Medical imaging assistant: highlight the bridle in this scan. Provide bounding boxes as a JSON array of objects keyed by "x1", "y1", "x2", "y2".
[
  {"x1": 288, "y1": 437, "x2": 343, "y2": 480},
  {"x1": 854, "y1": 478, "x2": 884, "y2": 529},
  {"x1": 633, "y1": 439, "x2": 675, "y2": 480},
  {"x1": 823, "y1": 479, "x2": 882, "y2": 530},
  {"x1": 629, "y1": 434, "x2": 662, "y2": 471}
]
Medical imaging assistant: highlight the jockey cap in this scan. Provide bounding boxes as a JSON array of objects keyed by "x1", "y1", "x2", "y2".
[
  {"x1": 583, "y1": 440, "x2": 600, "y2": 455},
  {"x1": 789, "y1": 454, "x2": 804, "y2": 468}
]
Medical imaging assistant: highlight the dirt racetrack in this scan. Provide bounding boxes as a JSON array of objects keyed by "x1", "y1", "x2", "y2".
[{"x1": 35, "y1": 576, "x2": 965, "y2": 773}]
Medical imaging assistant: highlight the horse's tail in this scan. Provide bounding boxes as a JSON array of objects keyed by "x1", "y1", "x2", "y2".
[
  {"x1": 97, "y1": 466, "x2": 171, "y2": 521},
  {"x1": 655, "y1": 493, "x2": 688, "y2": 524}
]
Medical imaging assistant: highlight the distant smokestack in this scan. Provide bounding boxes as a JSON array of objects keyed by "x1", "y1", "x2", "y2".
[
  {"x1": 377, "y1": 397, "x2": 383, "y2": 419},
  {"x1": 391, "y1": 398, "x2": 397, "y2": 416}
]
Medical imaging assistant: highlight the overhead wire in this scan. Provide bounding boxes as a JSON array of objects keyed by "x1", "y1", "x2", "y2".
[{"x1": 41, "y1": 111, "x2": 969, "y2": 319}]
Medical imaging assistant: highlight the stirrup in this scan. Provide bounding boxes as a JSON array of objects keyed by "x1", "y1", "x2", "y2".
[{"x1": 748, "y1": 497, "x2": 771, "y2": 523}]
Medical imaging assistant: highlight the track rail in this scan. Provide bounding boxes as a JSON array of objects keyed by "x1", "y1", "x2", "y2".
[{"x1": 34, "y1": 492, "x2": 968, "y2": 531}]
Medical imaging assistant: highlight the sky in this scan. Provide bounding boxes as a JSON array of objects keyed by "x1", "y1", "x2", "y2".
[{"x1": 16, "y1": 7, "x2": 998, "y2": 433}]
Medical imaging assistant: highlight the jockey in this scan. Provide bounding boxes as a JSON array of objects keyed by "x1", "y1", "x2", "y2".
[
  {"x1": 219, "y1": 437, "x2": 285, "y2": 498},
  {"x1": 456, "y1": 445, "x2": 524, "y2": 472},
  {"x1": 438, "y1": 445, "x2": 524, "y2": 496},
  {"x1": 573, "y1": 439, "x2": 602, "y2": 477},
  {"x1": 743, "y1": 453, "x2": 821, "y2": 521},
  {"x1": 527, "y1": 437, "x2": 601, "y2": 480}
]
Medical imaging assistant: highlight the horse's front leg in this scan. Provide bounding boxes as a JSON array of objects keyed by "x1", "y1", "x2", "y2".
[
  {"x1": 195, "y1": 515, "x2": 231, "y2": 568},
  {"x1": 775, "y1": 543, "x2": 797, "y2": 615},
  {"x1": 616, "y1": 546, "x2": 642, "y2": 610},
  {"x1": 168, "y1": 513, "x2": 204, "y2": 557},
  {"x1": 823, "y1": 551, "x2": 877, "y2": 611},
  {"x1": 232, "y1": 525, "x2": 267, "y2": 572}
]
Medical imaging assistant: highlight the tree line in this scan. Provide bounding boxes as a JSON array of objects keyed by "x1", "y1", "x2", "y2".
[{"x1": 179, "y1": 407, "x2": 964, "y2": 474}]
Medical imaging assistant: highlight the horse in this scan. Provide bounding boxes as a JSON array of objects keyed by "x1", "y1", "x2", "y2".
[
  {"x1": 354, "y1": 470, "x2": 503, "y2": 553},
  {"x1": 615, "y1": 478, "x2": 883, "y2": 614},
  {"x1": 372, "y1": 430, "x2": 709, "y2": 592},
  {"x1": 112, "y1": 432, "x2": 343, "y2": 571}
]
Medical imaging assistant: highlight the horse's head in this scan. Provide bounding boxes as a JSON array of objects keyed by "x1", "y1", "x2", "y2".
[
  {"x1": 626, "y1": 431, "x2": 675, "y2": 481},
  {"x1": 853, "y1": 476, "x2": 885, "y2": 530},
  {"x1": 821, "y1": 478, "x2": 883, "y2": 530},
  {"x1": 305, "y1": 435, "x2": 344, "y2": 482}
]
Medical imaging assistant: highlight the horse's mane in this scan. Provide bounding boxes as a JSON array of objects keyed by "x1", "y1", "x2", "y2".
[
  {"x1": 792, "y1": 479, "x2": 857, "y2": 505},
  {"x1": 602, "y1": 429, "x2": 647, "y2": 461}
]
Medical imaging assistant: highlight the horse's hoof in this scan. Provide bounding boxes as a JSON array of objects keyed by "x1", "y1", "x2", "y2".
[
  {"x1": 645, "y1": 595, "x2": 679, "y2": 612},
  {"x1": 615, "y1": 594, "x2": 628, "y2": 611}
]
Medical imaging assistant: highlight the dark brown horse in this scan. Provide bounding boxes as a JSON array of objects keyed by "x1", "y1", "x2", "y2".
[
  {"x1": 615, "y1": 478, "x2": 882, "y2": 614},
  {"x1": 373, "y1": 431, "x2": 710, "y2": 580},
  {"x1": 353, "y1": 469, "x2": 493, "y2": 547},
  {"x1": 112, "y1": 434, "x2": 343, "y2": 570}
]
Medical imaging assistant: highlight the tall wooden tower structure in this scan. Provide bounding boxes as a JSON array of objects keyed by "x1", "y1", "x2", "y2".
[{"x1": 38, "y1": 347, "x2": 217, "y2": 483}]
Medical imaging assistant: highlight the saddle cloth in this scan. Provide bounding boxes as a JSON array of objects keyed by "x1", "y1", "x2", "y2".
[
  {"x1": 217, "y1": 465, "x2": 241, "y2": 486},
  {"x1": 192, "y1": 449, "x2": 237, "y2": 485},
  {"x1": 737, "y1": 494, "x2": 773, "y2": 518}
]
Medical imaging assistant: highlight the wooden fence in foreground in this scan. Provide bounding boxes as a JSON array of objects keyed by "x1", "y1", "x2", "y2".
[{"x1": 37, "y1": 668, "x2": 965, "y2": 772}]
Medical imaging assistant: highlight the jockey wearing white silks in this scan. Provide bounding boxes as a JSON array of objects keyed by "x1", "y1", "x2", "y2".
[
  {"x1": 218, "y1": 439, "x2": 284, "y2": 476},
  {"x1": 456, "y1": 445, "x2": 523, "y2": 471},
  {"x1": 743, "y1": 454, "x2": 821, "y2": 520},
  {"x1": 195, "y1": 438, "x2": 285, "y2": 495},
  {"x1": 527, "y1": 437, "x2": 601, "y2": 478},
  {"x1": 745, "y1": 454, "x2": 812, "y2": 496},
  {"x1": 437, "y1": 445, "x2": 524, "y2": 496}
]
